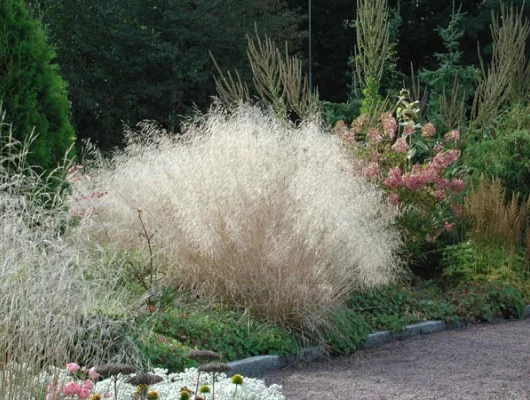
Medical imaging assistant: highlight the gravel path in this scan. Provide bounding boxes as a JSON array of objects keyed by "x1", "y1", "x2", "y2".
[{"x1": 264, "y1": 319, "x2": 530, "y2": 400}]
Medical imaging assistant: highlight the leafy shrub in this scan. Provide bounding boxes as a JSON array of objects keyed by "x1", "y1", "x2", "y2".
[
  {"x1": 0, "y1": 0, "x2": 75, "y2": 169},
  {"x1": 72, "y1": 105, "x2": 401, "y2": 338},
  {"x1": 140, "y1": 306, "x2": 297, "y2": 363},
  {"x1": 136, "y1": 333, "x2": 196, "y2": 373},
  {"x1": 320, "y1": 306, "x2": 370, "y2": 355},
  {"x1": 321, "y1": 100, "x2": 360, "y2": 128},
  {"x1": 465, "y1": 106, "x2": 530, "y2": 200},
  {"x1": 443, "y1": 241, "x2": 529, "y2": 301},
  {"x1": 449, "y1": 281, "x2": 525, "y2": 322},
  {"x1": 348, "y1": 284, "x2": 458, "y2": 332}
]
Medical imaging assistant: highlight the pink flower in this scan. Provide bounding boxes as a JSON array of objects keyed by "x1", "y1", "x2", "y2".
[
  {"x1": 448, "y1": 179, "x2": 465, "y2": 193},
  {"x1": 78, "y1": 388, "x2": 91, "y2": 399},
  {"x1": 384, "y1": 167, "x2": 403, "y2": 188},
  {"x1": 82, "y1": 380, "x2": 94, "y2": 391},
  {"x1": 391, "y1": 137, "x2": 408, "y2": 153},
  {"x1": 444, "y1": 221, "x2": 454, "y2": 232},
  {"x1": 363, "y1": 161, "x2": 381, "y2": 179},
  {"x1": 63, "y1": 382, "x2": 81, "y2": 396},
  {"x1": 430, "y1": 150, "x2": 460, "y2": 170},
  {"x1": 66, "y1": 363, "x2": 80, "y2": 373},
  {"x1": 403, "y1": 123, "x2": 416, "y2": 137},
  {"x1": 421, "y1": 122, "x2": 436, "y2": 137},
  {"x1": 444, "y1": 129, "x2": 460, "y2": 142},
  {"x1": 381, "y1": 112, "x2": 397, "y2": 139},
  {"x1": 433, "y1": 141, "x2": 444, "y2": 153},
  {"x1": 367, "y1": 128, "x2": 383, "y2": 143},
  {"x1": 88, "y1": 367, "x2": 100, "y2": 380}
]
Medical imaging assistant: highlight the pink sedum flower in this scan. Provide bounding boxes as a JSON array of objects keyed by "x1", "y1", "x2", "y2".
[
  {"x1": 78, "y1": 388, "x2": 91, "y2": 399},
  {"x1": 403, "y1": 123, "x2": 415, "y2": 137}
]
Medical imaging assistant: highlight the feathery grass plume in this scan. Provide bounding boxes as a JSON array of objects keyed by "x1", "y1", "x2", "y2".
[
  {"x1": 466, "y1": 175, "x2": 530, "y2": 254},
  {"x1": 72, "y1": 105, "x2": 401, "y2": 339},
  {"x1": 472, "y1": 3, "x2": 530, "y2": 129},
  {"x1": 0, "y1": 107, "x2": 141, "y2": 400}
]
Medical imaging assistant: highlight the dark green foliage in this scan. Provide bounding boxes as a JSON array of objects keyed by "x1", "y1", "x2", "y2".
[
  {"x1": 0, "y1": 0, "x2": 75, "y2": 169},
  {"x1": 320, "y1": 100, "x2": 360, "y2": 127},
  {"x1": 449, "y1": 281, "x2": 525, "y2": 322},
  {"x1": 136, "y1": 334, "x2": 196, "y2": 373},
  {"x1": 464, "y1": 105, "x2": 530, "y2": 200},
  {"x1": 417, "y1": 6, "x2": 476, "y2": 129},
  {"x1": 320, "y1": 306, "x2": 370, "y2": 355},
  {"x1": 142, "y1": 306, "x2": 298, "y2": 363},
  {"x1": 348, "y1": 284, "x2": 458, "y2": 332},
  {"x1": 38, "y1": 0, "x2": 302, "y2": 151}
]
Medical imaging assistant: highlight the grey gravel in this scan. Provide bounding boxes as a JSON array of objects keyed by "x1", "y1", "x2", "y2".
[{"x1": 265, "y1": 319, "x2": 530, "y2": 400}]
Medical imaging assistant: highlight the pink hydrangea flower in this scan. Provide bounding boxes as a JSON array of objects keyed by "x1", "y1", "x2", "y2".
[
  {"x1": 444, "y1": 129, "x2": 460, "y2": 142},
  {"x1": 421, "y1": 122, "x2": 436, "y2": 137},
  {"x1": 363, "y1": 162, "x2": 381, "y2": 179},
  {"x1": 391, "y1": 137, "x2": 408, "y2": 153},
  {"x1": 381, "y1": 112, "x2": 397, "y2": 139},
  {"x1": 448, "y1": 179, "x2": 465, "y2": 193},
  {"x1": 367, "y1": 128, "x2": 383, "y2": 143},
  {"x1": 384, "y1": 167, "x2": 403, "y2": 188},
  {"x1": 403, "y1": 122, "x2": 415, "y2": 137}
]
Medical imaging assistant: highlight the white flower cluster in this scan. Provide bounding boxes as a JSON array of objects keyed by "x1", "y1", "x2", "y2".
[{"x1": 91, "y1": 368, "x2": 286, "y2": 400}]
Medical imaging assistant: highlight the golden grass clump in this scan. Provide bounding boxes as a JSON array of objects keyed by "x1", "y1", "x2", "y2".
[
  {"x1": 72, "y1": 105, "x2": 402, "y2": 337},
  {"x1": 465, "y1": 175, "x2": 530, "y2": 254}
]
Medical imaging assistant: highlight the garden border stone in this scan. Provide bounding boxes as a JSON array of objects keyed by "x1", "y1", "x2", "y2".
[{"x1": 226, "y1": 305, "x2": 530, "y2": 377}]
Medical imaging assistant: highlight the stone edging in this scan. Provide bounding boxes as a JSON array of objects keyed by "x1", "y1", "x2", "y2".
[{"x1": 227, "y1": 304, "x2": 530, "y2": 377}]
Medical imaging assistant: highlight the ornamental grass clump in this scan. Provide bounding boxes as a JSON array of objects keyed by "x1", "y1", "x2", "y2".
[
  {"x1": 72, "y1": 105, "x2": 401, "y2": 337},
  {"x1": 0, "y1": 108, "x2": 140, "y2": 400}
]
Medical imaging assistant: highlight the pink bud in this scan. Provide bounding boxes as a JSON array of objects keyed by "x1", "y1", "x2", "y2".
[
  {"x1": 66, "y1": 363, "x2": 80, "y2": 373},
  {"x1": 89, "y1": 367, "x2": 100, "y2": 380}
]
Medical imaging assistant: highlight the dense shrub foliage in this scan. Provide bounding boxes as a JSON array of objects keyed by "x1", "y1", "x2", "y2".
[{"x1": 0, "y1": 0, "x2": 75, "y2": 169}]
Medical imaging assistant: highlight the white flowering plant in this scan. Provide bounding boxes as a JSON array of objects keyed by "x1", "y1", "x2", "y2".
[{"x1": 43, "y1": 364, "x2": 285, "y2": 400}]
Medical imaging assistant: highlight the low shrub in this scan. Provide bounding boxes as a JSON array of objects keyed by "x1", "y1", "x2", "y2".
[
  {"x1": 141, "y1": 306, "x2": 298, "y2": 363},
  {"x1": 348, "y1": 284, "x2": 458, "y2": 331},
  {"x1": 136, "y1": 333, "x2": 196, "y2": 373},
  {"x1": 319, "y1": 306, "x2": 370, "y2": 355},
  {"x1": 443, "y1": 241, "x2": 530, "y2": 301},
  {"x1": 448, "y1": 281, "x2": 525, "y2": 322}
]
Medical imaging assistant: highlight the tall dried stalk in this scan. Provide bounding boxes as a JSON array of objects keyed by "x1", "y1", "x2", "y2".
[
  {"x1": 211, "y1": 30, "x2": 319, "y2": 120},
  {"x1": 353, "y1": 0, "x2": 391, "y2": 94},
  {"x1": 210, "y1": 52, "x2": 250, "y2": 105},
  {"x1": 472, "y1": 4, "x2": 530, "y2": 129},
  {"x1": 439, "y1": 73, "x2": 467, "y2": 130}
]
